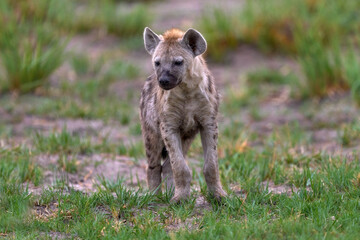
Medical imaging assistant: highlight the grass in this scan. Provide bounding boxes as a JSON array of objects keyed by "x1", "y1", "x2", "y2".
[
  {"x1": 70, "y1": 54, "x2": 104, "y2": 77},
  {"x1": 0, "y1": 147, "x2": 43, "y2": 186},
  {"x1": 0, "y1": 55, "x2": 140, "y2": 121},
  {"x1": 0, "y1": 23, "x2": 65, "y2": 93},
  {"x1": 0, "y1": 0, "x2": 68, "y2": 93},
  {"x1": 1, "y1": 144, "x2": 360, "y2": 238},
  {"x1": 247, "y1": 68, "x2": 298, "y2": 86},
  {"x1": 102, "y1": 4, "x2": 152, "y2": 38},
  {"x1": 0, "y1": 0, "x2": 151, "y2": 94},
  {"x1": 70, "y1": 1, "x2": 152, "y2": 41},
  {"x1": 343, "y1": 43, "x2": 360, "y2": 106},
  {"x1": 57, "y1": 155, "x2": 79, "y2": 173},
  {"x1": 240, "y1": 0, "x2": 360, "y2": 55},
  {"x1": 199, "y1": 0, "x2": 360, "y2": 104},
  {"x1": 34, "y1": 127, "x2": 94, "y2": 155},
  {"x1": 340, "y1": 122, "x2": 360, "y2": 147},
  {"x1": 198, "y1": 8, "x2": 240, "y2": 61},
  {"x1": 294, "y1": 26, "x2": 348, "y2": 98}
]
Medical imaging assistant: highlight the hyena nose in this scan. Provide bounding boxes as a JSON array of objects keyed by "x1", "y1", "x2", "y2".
[{"x1": 159, "y1": 77, "x2": 170, "y2": 86}]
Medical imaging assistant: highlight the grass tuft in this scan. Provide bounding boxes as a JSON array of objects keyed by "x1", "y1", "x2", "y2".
[
  {"x1": 199, "y1": 8, "x2": 240, "y2": 62},
  {"x1": 0, "y1": 1, "x2": 66, "y2": 93},
  {"x1": 0, "y1": 26, "x2": 65, "y2": 93},
  {"x1": 34, "y1": 127, "x2": 93, "y2": 155}
]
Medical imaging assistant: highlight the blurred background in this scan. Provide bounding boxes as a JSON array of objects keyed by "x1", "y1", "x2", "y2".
[
  {"x1": 0, "y1": 0, "x2": 360, "y2": 190},
  {"x1": 2, "y1": 1, "x2": 360, "y2": 237}
]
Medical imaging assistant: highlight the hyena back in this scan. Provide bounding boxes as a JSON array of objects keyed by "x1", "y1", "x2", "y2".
[{"x1": 140, "y1": 27, "x2": 226, "y2": 203}]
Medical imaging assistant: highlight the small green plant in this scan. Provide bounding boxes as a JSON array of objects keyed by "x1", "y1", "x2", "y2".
[
  {"x1": 340, "y1": 123, "x2": 360, "y2": 147},
  {"x1": 58, "y1": 155, "x2": 79, "y2": 173}
]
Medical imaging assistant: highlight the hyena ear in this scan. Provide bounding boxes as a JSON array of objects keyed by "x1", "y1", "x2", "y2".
[
  {"x1": 181, "y1": 28, "x2": 207, "y2": 56},
  {"x1": 144, "y1": 27, "x2": 161, "y2": 55}
]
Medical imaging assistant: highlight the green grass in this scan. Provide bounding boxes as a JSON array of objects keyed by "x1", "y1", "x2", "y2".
[
  {"x1": 0, "y1": 0, "x2": 150, "y2": 94},
  {"x1": 247, "y1": 68, "x2": 298, "y2": 85},
  {"x1": 294, "y1": 26, "x2": 347, "y2": 98},
  {"x1": 0, "y1": 147, "x2": 43, "y2": 233},
  {"x1": 102, "y1": 4, "x2": 152, "y2": 38},
  {"x1": 198, "y1": 8, "x2": 240, "y2": 61},
  {"x1": 199, "y1": 0, "x2": 360, "y2": 104},
  {"x1": 34, "y1": 127, "x2": 94, "y2": 155},
  {"x1": 32, "y1": 127, "x2": 144, "y2": 160},
  {"x1": 70, "y1": 1, "x2": 152, "y2": 40},
  {"x1": 343, "y1": 43, "x2": 360, "y2": 106},
  {"x1": 70, "y1": 54, "x2": 105, "y2": 77},
  {"x1": 1, "y1": 144, "x2": 360, "y2": 238},
  {"x1": 0, "y1": 24, "x2": 65, "y2": 93},
  {"x1": 57, "y1": 155, "x2": 79, "y2": 173},
  {"x1": 0, "y1": 147, "x2": 43, "y2": 186},
  {"x1": 0, "y1": 56, "x2": 140, "y2": 121},
  {"x1": 0, "y1": 0, "x2": 68, "y2": 93},
  {"x1": 339, "y1": 122, "x2": 360, "y2": 147},
  {"x1": 241, "y1": 0, "x2": 360, "y2": 54}
]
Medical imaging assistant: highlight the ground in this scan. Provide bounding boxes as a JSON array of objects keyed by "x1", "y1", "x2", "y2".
[{"x1": 0, "y1": 0, "x2": 360, "y2": 239}]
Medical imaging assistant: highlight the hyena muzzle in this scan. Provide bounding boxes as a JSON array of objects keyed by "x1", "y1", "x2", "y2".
[{"x1": 140, "y1": 27, "x2": 227, "y2": 203}]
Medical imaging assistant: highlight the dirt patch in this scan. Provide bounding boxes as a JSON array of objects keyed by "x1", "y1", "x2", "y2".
[
  {"x1": 7, "y1": 116, "x2": 132, "y2": 145},
  {"x1": 261, "y1": 181, "x2": 296, "y2": 196},
  {"x1": 31, "y1": 154, "x2": 147, "y2": 194}
]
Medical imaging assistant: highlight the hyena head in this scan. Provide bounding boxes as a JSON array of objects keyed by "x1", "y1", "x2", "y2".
[{"x1": 143, "y1": 27, "x2": 207, "y2": 90}]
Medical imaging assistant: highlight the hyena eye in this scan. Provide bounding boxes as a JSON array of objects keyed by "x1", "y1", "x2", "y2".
[
  {"x1": 154, "y1": 61, "x2": 160, "y2": 67},
  {"x1": 174, "y1": 59, "x2": 184, "y2": 66}
]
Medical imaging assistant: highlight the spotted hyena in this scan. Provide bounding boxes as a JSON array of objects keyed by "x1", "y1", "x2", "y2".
[{"x1": 140, "y1": 27, "x2": 227, "y2": 203}]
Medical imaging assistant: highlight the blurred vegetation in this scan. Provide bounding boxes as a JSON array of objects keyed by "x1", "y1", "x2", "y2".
[
  {"x1": 199, "y1": 9, "x2": 240, "y2": 62},
  {"x1": 0, "y1": 0, "x2": 152, "y2": 94},
  {"x1": 0, "y1": 0, "x2": 66, "y2": 93},
  {"x1": 199, "y1": 0, "x2": 360, "y2": 104}
]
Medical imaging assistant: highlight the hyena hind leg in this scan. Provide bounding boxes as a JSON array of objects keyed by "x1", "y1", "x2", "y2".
[
  {"x1": 162, "y1": 156, "x2": 174, "y2": 192},
  {"x1": 145, "y1": 136, "x2": 163, "y2": 194}
]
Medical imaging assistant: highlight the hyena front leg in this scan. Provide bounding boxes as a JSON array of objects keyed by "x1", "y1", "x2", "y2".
[
  {"x1": 144, "y1": 132, "x2": 163, "y2": 194},
  {"x1": 200, "y1": 122, "x2": 227, "y2": 201},
  {"x1": 161, "y1": 127, "x2": 191, "y2": 203},
  {"x1": 162, "y1": 136, "x2": 195, "y2": 193}
]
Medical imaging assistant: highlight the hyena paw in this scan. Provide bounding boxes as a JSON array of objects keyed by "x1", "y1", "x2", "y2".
[
  {"x1": 212, "y1": 187, "x2": 227, "y2": 203},
  {"x1": 170, "y1": 191, "x2": 190, "y2": 204}
]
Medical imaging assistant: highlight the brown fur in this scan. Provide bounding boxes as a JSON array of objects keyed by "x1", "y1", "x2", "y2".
[
  {"x1": 141, "y1": 28, "x2": 226, "y2": 203},
  {"x1": 162, "y1": 28, "x2": 184, "y2": 41}
]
